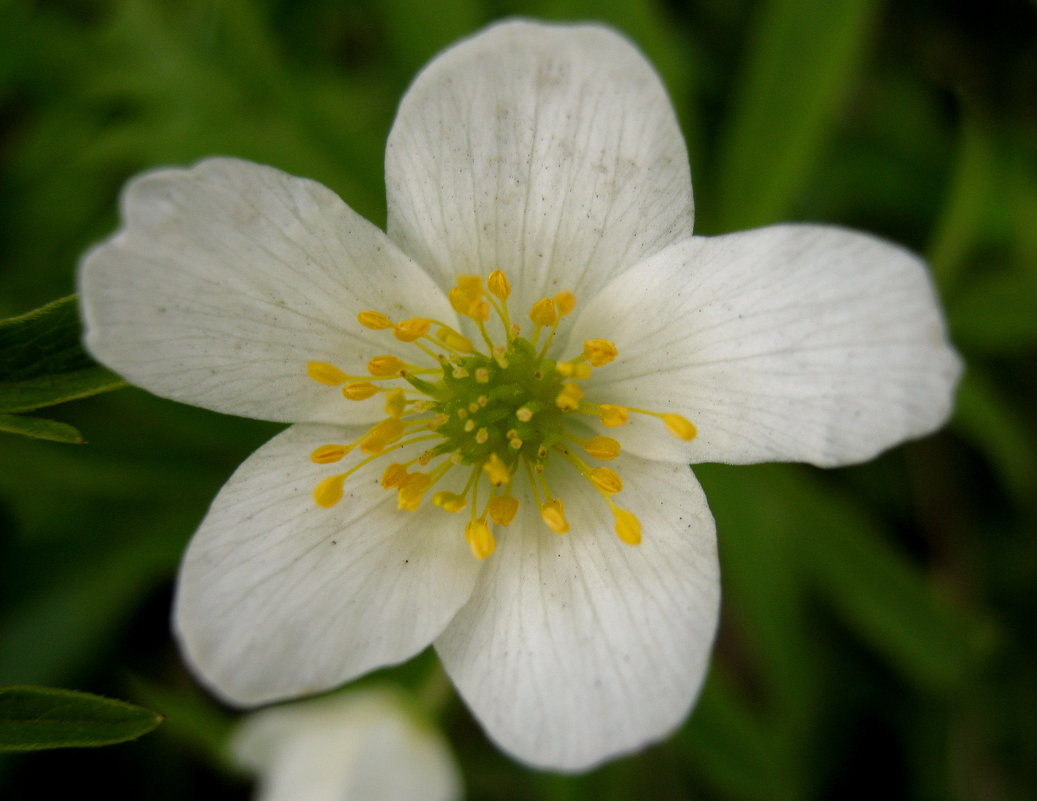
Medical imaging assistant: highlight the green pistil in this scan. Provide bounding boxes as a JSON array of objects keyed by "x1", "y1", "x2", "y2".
[{"x1": 428, "y1": 336, "x2": 566, "y2": 468}]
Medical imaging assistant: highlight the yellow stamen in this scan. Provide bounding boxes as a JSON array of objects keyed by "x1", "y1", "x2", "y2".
[
  {"x1": 529, "y1": 297, "x2": 557, "y2": 327},
  {"x1": 488, "y1": 495, "x2": 519, "y2": 526},
  {"x1": 662, "y1": 413, "x2": 697, "y2": 441},
  {"x1": 449, "y1": 286, "x2": 474, "y2": 317},
  {"x1": 313, "y1": 474, "x2": 346, "y2": 508},
  {"x1": 469, "y1": 298, "x2": 491, "y2": 322},
  {"x1": 599, "y1": 405, "x2": 630, "y2": 427},
  {"x1": 555, "y1": 382, "x2": 584, "y2": 412},
  {"x1": 540, "y1": 498, "x2": 569, "y2": 534},
  {"x1": 342, "y1": 382, "x2": 380, "y2": 401},
  {"x1": 357, "y1": 311, "x2": 393, "y2": 330},
  {"x1": 394, "y1": 318, "x2": 431, "y2": 342},
  {"x1": 380, "y1": 462, "x2": 409, "y2": 489},
  {"x1": 360, "y1": 418, "x2": 406, "y2": 453},
  {"x1": 432, "y1": 491, "x2": 467, "y2": 513},
  {"x1": 584, "y1": 435, "x2": 621, "y2": 461},
  {"x1": 435, "y1": 327, "x2": 476, "y2": 354},
  {"x1": 583, "y1": 338, "x2": 618, "y2": 367},
  {"x1": 465, "y1": 519, "x2": 496, "y2": 560},
  {"x1": 384, "y1": 388, "x2": 407, "y2": 418},
  {"x1": 483, "y1": 453, "x2": 511, "y2": 487},
  {"x1": 311, "y1": 444, "x2": 350, "y2": 464},
  {"x1": 397, "y1": 472, "x2": 431, "y2": 510},
  {"x1": 368, "y1": 355, "x2": 405, "y2": 376},
  {"x1": 456, "y1": 275, "x2": 483, "y2": 296},
  {"x1": 487, "y1": 270, "x2": 511, "y2": 300},
  {"x1": 589, "y1": 467, "x2": 623, "y2": 495},
  {"x1": 554, "y1": 290, "x2": 576, "y2": 316},
  {"x1": 555, "y1": 361, "x2": 592, "y2": 379},
  {"x1": 307, "y1": 361, "x2": 349, "y2": 386},
  {"x1": 612, "y1": 506, "x2": 642, "y2": 546}
]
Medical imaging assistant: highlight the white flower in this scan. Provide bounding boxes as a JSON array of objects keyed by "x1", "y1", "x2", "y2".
[
  {"x1": 232, "y1": 687, "x2": 461, "y2": 801},
  {"x1": 78, "y1": 20, "x2": 961, "y2": 771}
]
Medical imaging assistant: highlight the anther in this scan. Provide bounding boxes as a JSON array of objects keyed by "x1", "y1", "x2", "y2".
[
  {"x1": 555, "y1": 382, "x2": 584, "y2": 412},
  {"x1": 583, "y1": 339, "x2": 618, "y2": 367},
  {"x1": 397, "y1": 472, "x2": 431, "y2": 511},
  {"x1": 483, "y1": 453, "x2": 511, "y2": 487},
  {"x1": 662, "y1": 413, "x2": 697, "y2": 441},
  {"x1": 540, "y1": 498, "x2": 569, "y2": 534},
  {"x1": 432, "y1": 491, "x2": 467, "y2": 513},
  {"x1": 612, "y1": 506, "x2": 642, "y2": 546},
  {"x1": 307, "y1": 361, "x2": 349, "y2": 386},
  {"x1": 311, "y1": 444, "x2": 350, "y2": 464},
  {"x1": 581, "y1": 436, "x2": 618, "y2": 461},
  {"x1": 360, "y1": 418, "x2": 405, "y2": 453},
  {"x1": 357, "y1": 311, "x2": 393, "y2": 330},
  {"x1": 465, "y1": 519, "x2": 496, "y2": 560},
  {"x1": 313, "y1": 474, "x2": 346, "y2": 508},
  {"x1": 599, "y1": 405, "x2": 630, "y2": 427},
  {"x1": 488, "y1": 496, "x2": 519, "y2": 526},
  {"x1": 368, "y1": 355, "x2": 405, "y2": 376},
  {"x1": 589, "y1": 467, "x2": 623, "y2": 495},
  {"x1": 384, "y1": 388, "x2": 407, "y2": 417},
  {"x1": 380, "y1": 463, "x2": 408, "y2": 489},
  {"x1": 556, "y1": 361, "x2": 592, "y2": 379},
  {"x1": 554, "y1": 290, "x2": 576, "y2": 316},
  {"x1": 470, "y1": 298, "x2": 491, "y2": 322},
  {"x1": 342, "y1": 382, "x2": 380, "y2": 401},
  {"x1": 487, "y1": 270, "x2": 511, "y2": 300},
  {"x1": 435, "y1": 327, "x2": 475, "y2": 354},
  {"x1": 529, "y1": 297, "x2": 557, "y2": 327},
  {"x1": 393, "y1": 318, "x2": 431, "y2": 342}
]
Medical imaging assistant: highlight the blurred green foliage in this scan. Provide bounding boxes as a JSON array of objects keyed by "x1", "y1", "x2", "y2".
[{"x1": 1, "y1": 0, "x2": 1035, "y2": 798}]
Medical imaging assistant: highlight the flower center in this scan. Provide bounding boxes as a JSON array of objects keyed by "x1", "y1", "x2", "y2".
[{"x1": 305, "y1": 270, "x2": 695, "y2": 560}]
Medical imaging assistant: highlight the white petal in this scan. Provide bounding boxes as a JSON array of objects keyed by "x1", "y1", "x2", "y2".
[
  {"x1": 435, "y1": 456, "x2": 719, "y2": 771},
  {"x1": 79, "y1": 158, "x2": 454, "y2": 424},
  {"x1": 233, "y1": 688, "x2": 462, "y2": 801},
  {"x1": 569, "y1": 225, "x2": 963, "y2": 466},
  {"x1": 173, "y1": 424, "x2": 481, "y2": 705},
  {"x1": 385, "y1": 20, "x2": 694, "y2": 315}
]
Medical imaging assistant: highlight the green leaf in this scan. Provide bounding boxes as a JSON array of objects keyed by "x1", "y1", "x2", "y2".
[
  {"x1": 782, "y1": 469, "x2": 984, "y2": 690},
  {"x1": 0, "y1": 296, "x2": 126, "y2": 413},
  {"x1": 927, "y1": 114, "x2": 995, "y2": 295},
  {"x1": 681, "y1": 673, "x2": 796, "y2": 801},
  {"x1": 953, "y1": 368, "x2": 1037, "y2": 502},
  {"x1": 0, "y1": 686, "x2": 163, "y2": 752},
  {"x1": 713, "y1": 0, "x2": 877, "y2": 231},
  {"x1": 949, "y1": 268, "x2": 1037, "y2": 353},
  {"x1": 0, "y1": 413, "x2": 84, "y2": 444}
]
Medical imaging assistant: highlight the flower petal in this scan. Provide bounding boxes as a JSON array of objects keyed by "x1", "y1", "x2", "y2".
[
  {"x1": 385, "y1": 20, "x2": 694, "y2": 315},
  {"x1": 232, "y1": 688, "x2": 462, "y2": 801},
  {"x1": 569, "y1": 225, "x2": 963, "y2": 466},
  {"x1": 79, "y1": 157, "x2": 454, "y2": 425},
  {"x1": 435, "y1": 456, "x2": 719, "y2": 771},
  {"x1": 173, "y1": 423, "x2": 481, "y2": 706}
]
